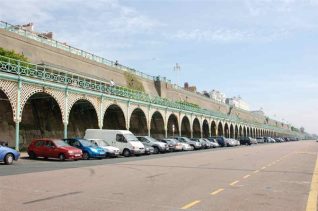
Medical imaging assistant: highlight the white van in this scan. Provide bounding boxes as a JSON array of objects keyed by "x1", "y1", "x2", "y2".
[{"x1": 84, "y1": 129, "x2": 145, "y2": 157}]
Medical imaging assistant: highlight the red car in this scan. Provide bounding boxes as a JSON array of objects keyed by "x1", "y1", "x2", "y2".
[{"x1": 27, "y1": 139, "x2": 83, "y2": 161}]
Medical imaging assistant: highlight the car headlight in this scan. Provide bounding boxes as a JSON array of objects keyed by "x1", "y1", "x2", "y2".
[
  {"x1": 68, "y1": 150, "x2": 74, "y2": 154},
  {"x1": 91, "y1": 148, "x2": 98, "y2": 152}
]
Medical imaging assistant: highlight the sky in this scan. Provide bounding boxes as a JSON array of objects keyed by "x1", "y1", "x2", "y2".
[{"x1": 1, "y1": 0, "x2": 318, "y2": 134}]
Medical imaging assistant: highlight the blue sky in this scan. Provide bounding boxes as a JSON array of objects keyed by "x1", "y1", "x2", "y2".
[{"x1": 1, "y1": 0, "x2": 318, "y2": 134}]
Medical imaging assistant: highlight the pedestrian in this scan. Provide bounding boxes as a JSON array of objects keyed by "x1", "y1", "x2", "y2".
[{"x1": 110, "y1": 79, "x2": 115, "y2": 87}]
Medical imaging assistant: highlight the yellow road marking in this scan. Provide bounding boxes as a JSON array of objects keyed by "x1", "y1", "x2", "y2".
[
  {"x1": 254, "y1": 170, "x2": 260, "y2": 173},
  {"x1": 181, "y1": 200, "x2": 201, "y2": 210},
  {"x1": 210, "y1": 188, "x2": 224, "y2": 195},
  {"x1": 243, "y1": 174, "x2": 251, "y2": 179},
  {"x1": 306, "y1": 153, "x2": 318, "y2": 211},
  {"x1": 230, "y1": 180, "x2": 239, "y2": 186}
]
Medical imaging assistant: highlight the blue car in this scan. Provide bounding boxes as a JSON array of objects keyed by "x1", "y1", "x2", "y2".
[
  {"x1": 0, "y1": 145, "x2": 20, "y2": 165},
  {"x1": 63, "y1": 138, "x2": 106, "y2": 160}
]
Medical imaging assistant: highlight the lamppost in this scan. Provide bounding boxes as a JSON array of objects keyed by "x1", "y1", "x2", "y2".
[{"x1": 173, "y1": 63, "x2": 181, "y2": 86}]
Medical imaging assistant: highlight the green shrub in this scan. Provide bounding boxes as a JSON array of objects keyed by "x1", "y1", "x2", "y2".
[
  {"x1": 0, "y1": 47, "x2": 30, "y2": 68},
  {"x1": 124, "y1": 72, "x2": 145, "y2": 92}
]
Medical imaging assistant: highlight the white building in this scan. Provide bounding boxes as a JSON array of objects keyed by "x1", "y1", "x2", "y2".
[
  {"x1": 209, "y1": 90, "x2": 226, "y2": 103},
  {"x1": 226, "y1": 96, "x2": 250, "y2": 111}
]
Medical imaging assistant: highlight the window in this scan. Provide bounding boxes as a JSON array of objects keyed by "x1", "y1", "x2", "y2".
[
  {"x1": 116, "y1": 134, "x2": 127, "y2": 143},
  {"x1": 35, "y1": 140, "x2": 44, "y2": 147}
]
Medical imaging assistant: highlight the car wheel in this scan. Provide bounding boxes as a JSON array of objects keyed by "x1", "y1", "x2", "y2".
[
  {"x1": 28, "y1": 151, "x2": 36, "y2": 159},
  {"x1": 153, "y1": 147, "x2": 159, "y2": 154},
  {"x1": 59, "y1": 153, "x2": 66, "y2": 161},
  {"x1": 83, "y1": 152, "x2": 90, "y2": 160},
  {"x1": 123, "y1": 149, "x2": 131, "y2": 157},
  {"x1": 4, "y1": 153, "x2": 14, "y2": 165}
]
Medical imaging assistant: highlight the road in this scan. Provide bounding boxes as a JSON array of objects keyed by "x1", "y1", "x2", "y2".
[{"x1": 1, "y1": 141, "x2": 317, "y2": 211}]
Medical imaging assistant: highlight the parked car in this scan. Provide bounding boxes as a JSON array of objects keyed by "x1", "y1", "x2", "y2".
[
  {"x1": 175, "y1": 137, "x2": 201, "y2": 150},
  {"x1": 239, "y1": 137, "x2": 257, "y2": 145},
  {"x1": 207, "y1": 138, "x2": 220, "y2": 148},
  {"x1": 63, "y1": 138, "x2": 106, "y2": 160},
  {"x1": 160, "y1": 139, "x2": 178, "y2": 152},
  {"x1": 88, "y1": 139, "x2": 120, "y2": 158},
  {"x1": 27, "y1": 139, "x2": 82, "y2": 161},
  {"x1": 256, "y1": 137, "x2": 265, "y2": 143},
  {"x1": 209, "y1": 136, "x2": 227, "y2": 147},
  {"x1": 191, "y1": 138, "x2": 207, "y2": 149},
  {"x1": 144, "y1": 146, "x2": 154, "y2": 155},
  {"x1": 202, "y1": 138, "x2": 213, "y2": 148},
  {"x1": 84, "y1": 129, "x2": 145, "y2": 157},
  {"x1": 136, "y1": 136, "x2": 169, "y2": 154},
  {"x1": 225, "y1": 138, "x2": 237, "y2": 147},
  {"x1": 174, "y1": 139, "x2": 193, "y2": 151},
  {"x1": 162, "y1": 138, "x2": 184, "y2": 151},
  {"x1": 0, "y1": 145, "x2": 20, "y2": 165},
  {"x1": 264, "y1": 137, "x2": 276, "y2": 143}
]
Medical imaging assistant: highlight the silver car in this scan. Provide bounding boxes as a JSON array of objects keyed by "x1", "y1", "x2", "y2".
[{"x1": 136, "y1": 136, "x2": 169, "y2": 154}]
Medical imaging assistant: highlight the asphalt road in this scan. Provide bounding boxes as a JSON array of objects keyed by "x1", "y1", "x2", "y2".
[{"x1": 1, "y1": 141, "x2": 317, "y2": 211}]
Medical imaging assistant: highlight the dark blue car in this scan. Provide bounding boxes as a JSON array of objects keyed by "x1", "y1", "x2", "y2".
[
  {"x1": 0, "y1": 145, "x2": 20, "y2": 165},
  {"x1": 63, "y1": 138, "x2": 106, "y2": 160}
]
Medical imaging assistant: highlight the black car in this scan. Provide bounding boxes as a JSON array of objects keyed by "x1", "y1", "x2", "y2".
[{"x1": 239, "y1": 137, "x2": 253, "y2": 145}]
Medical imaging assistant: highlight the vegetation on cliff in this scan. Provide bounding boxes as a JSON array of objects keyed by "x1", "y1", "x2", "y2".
[{"x1": 124, "y1": 72, "x2": 145, "y2": 92}]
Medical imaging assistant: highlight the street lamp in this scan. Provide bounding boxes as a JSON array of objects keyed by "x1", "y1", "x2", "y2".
[
  {"x1": 173, "y1": 63, "x2": 181, "y2": 86},
  {"x1": 172, "y1": 124, "x2": 175, "y2": 138}
]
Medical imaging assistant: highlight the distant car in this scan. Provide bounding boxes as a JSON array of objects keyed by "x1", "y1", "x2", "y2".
[
  {"x1": 191, "y1": 138, "x2": 206, "y2": 149},
  {"x1": 207, "y1": 138, "x2": 220, "y2": 148},
  {"x1": 239, "y1": 137, "x2": 257, "y2": 145},
  {"x1": 175, "y1": 139, "x2": 193, "y2": 151},
  {"x1": 209, "y1": 136, "x2": 227, "y2": 147},
  {"x1": 162, "y1": 138, "x2": 184, "y2": 151},
  {"x1": 175, "y1": 137, "x2": 201, "y2": 150},
  {"x1": 256, "y1": 137, "x2": 265, "y2": 143},
  {"x1": 226, "y1": 139, "x2": 237, "y2": 147},
  {"x1": 27, "y1": 139, "x2": 82, "y2": 161},
  {"x1": 144, "y1": 146, "x2": 155, "y2": 155},
  {"x1": 160, "y1": 139, "x2": 177, "y2": 152},
  {"x1": 63, "y1": 138, "x2": 106, "y2": 160},
  {"x1": 202, "y1": 138, "x2": 213, "y2": 148},
  {"x1": 0, "y1": 145, "x2": 20, "y2": 165},
  {"x1": 88, "y1": 139, "x2": 120, "y2": 158},
  {"x1": 264, "y1": 137, "x2": 276, "y2": 143},
  {"x1": 136, "y1": 136, "x2": 169, "y2": 154}
]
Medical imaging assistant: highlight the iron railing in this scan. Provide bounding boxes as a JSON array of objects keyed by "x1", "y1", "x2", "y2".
[{"x1": 0, "y1": 55, "x2": 293, "y2": 133}]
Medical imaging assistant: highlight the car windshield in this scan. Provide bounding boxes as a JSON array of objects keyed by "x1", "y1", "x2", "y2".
[
  {"x1": 79, "y1": 139, "x2": 95, "y2": 147},
  {"x1": 124, "y1": 134, "x2": 138, "y2": 142},
  {"x1": 167, "y1": 139, "x2": 176, "y2": 144},
  {"x1": 93, "y1": 140, "x2": 109, "y2": 147},
  {"x1": 147, "y1": 137, "x2": 159, "y2": 142},
  {"x1": 54, "y1": 140, "x2": 70, "y2": 147},
  {"x1": 182, "y1": 137, "x2": 192, "y2": 142}
]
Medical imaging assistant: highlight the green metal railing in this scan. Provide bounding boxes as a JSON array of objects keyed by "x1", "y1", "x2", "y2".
[{"x1": 0, "y1": 55, "x2": 294, "y2": 134}]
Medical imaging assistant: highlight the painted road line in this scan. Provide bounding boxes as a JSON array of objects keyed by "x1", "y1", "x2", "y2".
[
  {"x1": 254, "y1": 170, "x2": 260, "y2": 173},
  {"x1": 230, "y1": 180, "x2": 239, "y2": 186},
  {"x1": 267, "y1": 164, "x2": 272, "y2": 167},
  {"x1": 181, "y1": 200, "x2": 201, "y2": 210},
  {"x1": 261, "y1": 166, "x2": 266, "y2": 170},
  {"x1": 210, "y1": 188, "x2": 224, "y2": 195},
  {"x1": 243, "y1": 174, "x2": 251, "y2": 179},
  {"x1": 306, "y1": 153, "x2": 318, "y2": 211}
]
